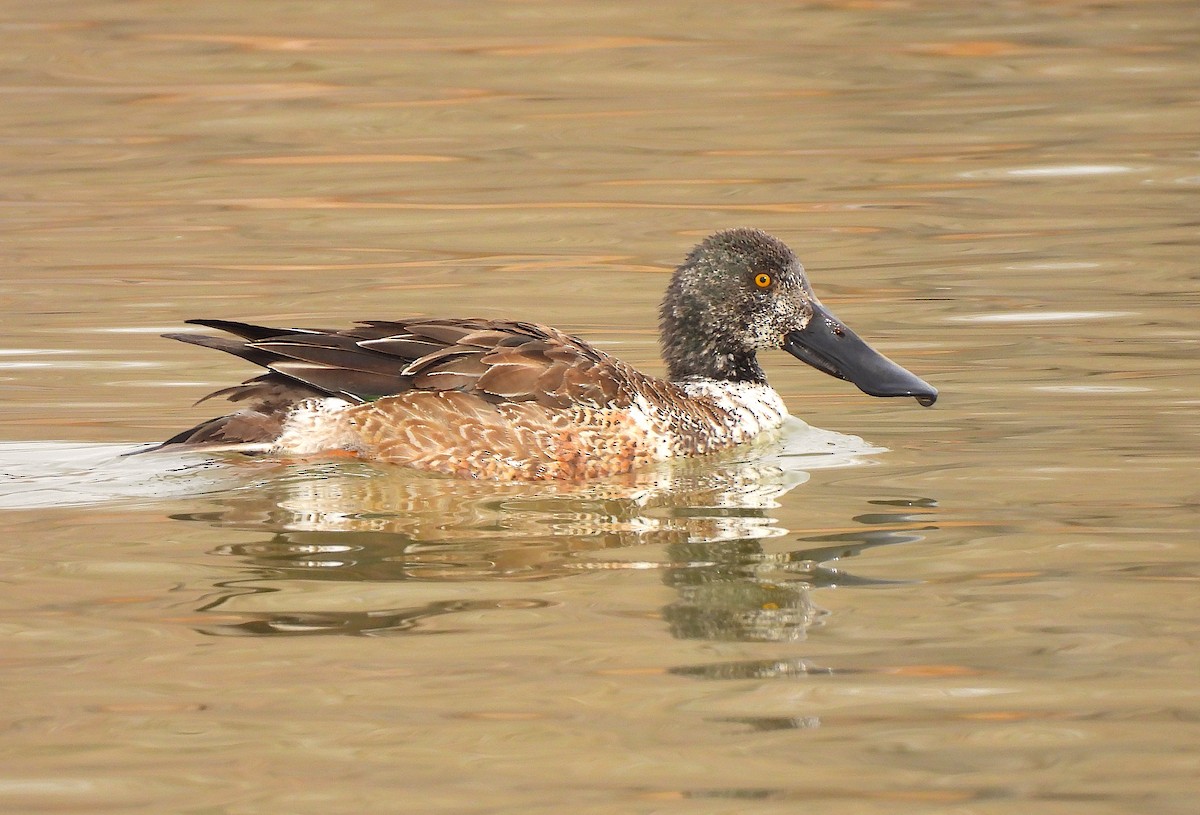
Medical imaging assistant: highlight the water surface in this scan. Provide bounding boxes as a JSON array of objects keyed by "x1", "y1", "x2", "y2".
[{"x1": 1, "y1": 2, "x2": 1197, "y2": 813}]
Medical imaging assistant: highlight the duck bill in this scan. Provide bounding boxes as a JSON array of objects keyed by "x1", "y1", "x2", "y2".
[{"x1": 783, "y1": 304, "x2": 937, "y2": 406}]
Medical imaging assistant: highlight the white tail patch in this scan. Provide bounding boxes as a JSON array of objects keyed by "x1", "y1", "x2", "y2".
[{"x1": 272, "y1": 398, "x2": 359, "y2": 456}]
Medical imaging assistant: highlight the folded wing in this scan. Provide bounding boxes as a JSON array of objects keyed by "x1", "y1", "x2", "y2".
[{"x1": 150, "y1": 317, "x2": 640, "y2": 451}]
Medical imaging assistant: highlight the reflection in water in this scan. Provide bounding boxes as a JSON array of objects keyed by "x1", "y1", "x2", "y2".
[
  {"x1": 199, "y1": 593, "x2": 555, "y2": 638},
  {"x1": 660, "y1": 524, "x2": 925, "y2": 644},
  {"x1": 717, "y1": 715, "x2": 822, "y2": 732},
  {"x1": 172, "y1": 423, "x2": 940, "y2": 647}
]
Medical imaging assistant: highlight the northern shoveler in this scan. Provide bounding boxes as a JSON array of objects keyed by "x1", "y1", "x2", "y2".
[{"x1": 148, "y1": 228, "x2": 936, "y2": 479}]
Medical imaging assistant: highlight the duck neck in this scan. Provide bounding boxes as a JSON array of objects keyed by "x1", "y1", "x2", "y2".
[{"x1": 660, "y1": 304, "x2": 766, "y2": 384}]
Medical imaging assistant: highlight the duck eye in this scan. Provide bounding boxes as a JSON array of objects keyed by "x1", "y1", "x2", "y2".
[{"x1": 754, "y1": 273, "x2": 772, "y2": 288}]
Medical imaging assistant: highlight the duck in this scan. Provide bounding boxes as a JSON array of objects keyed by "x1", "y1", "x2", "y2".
[{"x1": 147, "y1": 228, "x2": 936, "y2": 480}]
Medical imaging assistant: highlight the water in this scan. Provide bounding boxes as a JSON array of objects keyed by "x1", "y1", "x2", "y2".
[{"x1": 1, "y1": 2, "x2": 1198, "y2": 813}]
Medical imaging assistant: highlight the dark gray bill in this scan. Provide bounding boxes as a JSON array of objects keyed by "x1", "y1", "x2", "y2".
[{"x1": 783, "y1": 304, "x2": 937, "y2": 406}]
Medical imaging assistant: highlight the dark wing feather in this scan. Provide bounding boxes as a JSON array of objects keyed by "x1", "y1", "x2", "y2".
[
  {"x1": 194, "y1": 377, "x2": 316, "y2": 408},
  {"x1": 255, "y1": 336, "x2": 410, "y2": 376},
  {"x1": 163, "y1": 317, "x2": 642, "y2": 414},
  {"x1": 399, "y1": 345, "x2": 477, "y2": 376},
  {"x1": 185, "y1": 318, "x2": 322, "y2": 341},
  {"x1": 162, "y1": 332, "x2": 280, "y2": 368},
  {"x1": 404, "y1": 321, "x2": 490, "y2": 345},
  {"x1": 358, "y1": 336, "x2": 444, "y2": 358},
  {"x1": 266, "y1": 361, "x2": 409, "y2": 401}
]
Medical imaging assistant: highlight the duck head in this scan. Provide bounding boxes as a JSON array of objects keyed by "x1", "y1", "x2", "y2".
[{"x1": 659, "y1": 228, "x2": 937, "y2": 406}]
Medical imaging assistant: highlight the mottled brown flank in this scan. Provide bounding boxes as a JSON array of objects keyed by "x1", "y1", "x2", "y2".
[
  {"x1": 345, "y1": 392, "x2": 658, "y2": 480},
  {"x1": 334, "y1": 379, "x2": 764, "y2": 480}
]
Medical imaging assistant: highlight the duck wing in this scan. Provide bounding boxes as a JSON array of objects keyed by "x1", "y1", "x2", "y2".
[{"x1": 168, "y1": 317, "x2": 636, "y2": 410}]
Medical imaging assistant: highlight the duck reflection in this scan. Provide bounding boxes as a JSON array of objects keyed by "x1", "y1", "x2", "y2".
[{"x1": 178, "y1": 423, "x2": 938, "y2": 643}]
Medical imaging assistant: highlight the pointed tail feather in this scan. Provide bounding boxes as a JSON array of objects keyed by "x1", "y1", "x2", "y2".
[{"x1": 132, "y1": 410, "x2": 284, "y2": 455}]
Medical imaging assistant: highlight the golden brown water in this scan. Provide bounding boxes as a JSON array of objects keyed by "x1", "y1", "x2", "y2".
[{"x1": 2, "y1": 2, "x2": 1198, "y2": 812}]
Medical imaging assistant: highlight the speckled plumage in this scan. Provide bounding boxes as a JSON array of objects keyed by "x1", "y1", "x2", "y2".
[{"x1": 149, "y1": 229, "x2": 936, "y2": 479}]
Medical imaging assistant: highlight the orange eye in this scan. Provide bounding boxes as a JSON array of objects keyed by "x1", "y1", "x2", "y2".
[{"x1": 754, "y1": 273, "x2": 772, "y2": 288}]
